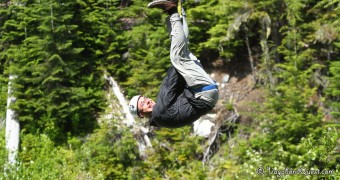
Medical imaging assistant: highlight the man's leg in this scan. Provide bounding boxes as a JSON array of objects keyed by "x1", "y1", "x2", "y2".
[
  {"x1": 167, "y1": 12, "x2": 219, "y2": 107},
  {"x1": 149, "y1": 2, "x2": 219, "y2": 107},
  {"x1": 166, "y1": 13, "x2": 214, "y2": 88},
  {"x1": 181, "y1": 8, "x2": 203, "y2": 68}
]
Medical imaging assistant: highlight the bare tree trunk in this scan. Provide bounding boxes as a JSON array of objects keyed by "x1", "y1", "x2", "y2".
[
  {"x1": 4, "y1": 2, "x2": 24, "y2": 171},
  {"x1": 244, "y1": 29, "x2": 256, "y2": 82},
  {"x1": 105, "y1": 74, "x2": 135, "y2": 126},
  {"x1": 5, "y1": 75, "x2": 19, "y2": 166},
  {"x1": 120, "y1": 0, "x2": 130, "y2": 7},
  {"x1": 104, "y1": 73, "x2": 152, "y2": 156},
  {"x1": 50, "y1": 3, "x2": 54, "y2": 31},
  {"x1": 260, "y1": 15, "x2": 275, "y2": 88}
]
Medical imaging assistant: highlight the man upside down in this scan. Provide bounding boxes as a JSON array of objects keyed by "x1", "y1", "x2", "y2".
[{"x1": 129, "y1": 0, "x2": 219, "y2": 128}]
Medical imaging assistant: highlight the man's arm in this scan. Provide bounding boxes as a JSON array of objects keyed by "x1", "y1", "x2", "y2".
[{"x1": 150, "y1": 66, "x2": 185, "y2": 126}]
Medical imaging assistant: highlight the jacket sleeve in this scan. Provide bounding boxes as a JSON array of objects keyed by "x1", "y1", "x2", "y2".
[
  {"x1": 149, "y1": 66, "x2": 186, "y2": 126},
  {"x1": 163, "y1": 66, "x2": 186, "y2": 106}
]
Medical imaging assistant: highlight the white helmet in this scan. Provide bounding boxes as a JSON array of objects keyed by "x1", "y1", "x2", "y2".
[{"x1": 129, "y1": 95, "x2": 142, "y2": 118}]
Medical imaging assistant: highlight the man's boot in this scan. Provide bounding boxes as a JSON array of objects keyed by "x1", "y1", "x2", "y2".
[{"x1": 147, "y1": 0, "x2": 178, "y2": 14}]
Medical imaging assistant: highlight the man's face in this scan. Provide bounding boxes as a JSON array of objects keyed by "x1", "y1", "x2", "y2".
[{"x1": 137, "y1": 96, "x2": 156, "y2": 118}]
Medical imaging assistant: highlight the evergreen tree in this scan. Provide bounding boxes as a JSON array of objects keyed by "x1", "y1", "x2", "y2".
[
  {"x1": 118, "y1": 2, "x2": 170, "y2": 99},
  {"x1": 235, "y1": 0, "x2": 339, "y2": 178},
  {"x1": 0, "y1": 2, "x2": 9, "y2": 120},
  {"x1": 1, "y1": 1, "x2": 106, "y2": 142},
  {"x1": 327, "y1": 61, "x2": 340, "y2": 119},
  {"x1": 311, "y1": 0, "x2": 340, "y2": 120}
]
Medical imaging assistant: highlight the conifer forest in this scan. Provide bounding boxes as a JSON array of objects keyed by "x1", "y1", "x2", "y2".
[{"x1": 0, "y1": 0, "x2": 339, "y2": 179}]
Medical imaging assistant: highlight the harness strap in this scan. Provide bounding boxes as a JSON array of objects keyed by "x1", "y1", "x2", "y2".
[{"x1": 191, "y1": 84, "x2": 218, "y2": 93}]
